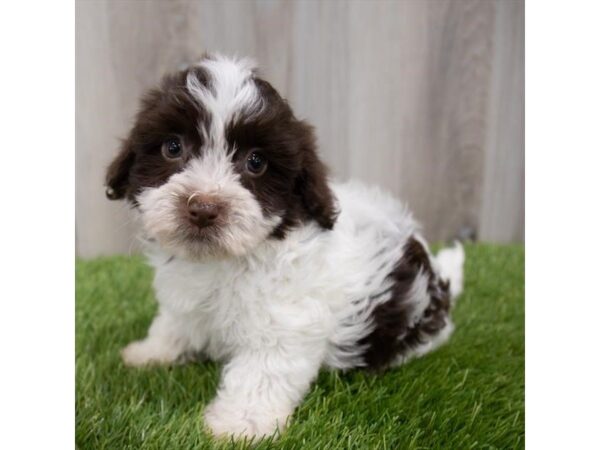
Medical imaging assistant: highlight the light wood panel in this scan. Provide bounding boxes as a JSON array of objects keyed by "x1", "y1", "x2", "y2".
[
  {"x1": 76, "y1": 0, "x2": 524, "y2": 257},
  {"x1": 479, "y1": 0, "x2": 525, "y2": 242}
]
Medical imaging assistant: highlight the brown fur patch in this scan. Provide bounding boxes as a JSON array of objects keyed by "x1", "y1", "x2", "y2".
[
  {"x1": 225, "y1": 79, "x2": 337, "y2": 237},
  {"x1": 359, "y1": 237, "x2": 452, "y2": 370},
  {"x1": 105, "y1": 67, "x2": 211, "y2": 202}
]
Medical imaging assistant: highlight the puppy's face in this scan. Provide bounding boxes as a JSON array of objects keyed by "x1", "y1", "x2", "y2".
[{"x1": 106, "y1": 55, "x2": 336, "y2": 259}]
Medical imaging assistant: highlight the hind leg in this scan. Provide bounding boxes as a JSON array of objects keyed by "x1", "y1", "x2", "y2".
[
  {"x1": 358, "y1": 237, "x2": 460, "y2": 370},
  {"x1": 392, "y1": 241, "x2": 464, "y2": 366}
]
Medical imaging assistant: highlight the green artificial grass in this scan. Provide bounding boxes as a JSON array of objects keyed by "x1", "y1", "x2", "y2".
[{"x1": 76, "y1": 243, "x2": 524, "y2": 449}]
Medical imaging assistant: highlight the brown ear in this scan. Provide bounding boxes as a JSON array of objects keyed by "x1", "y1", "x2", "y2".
[
  {"x1": 294, "y1": 123, "x2": 338, "y2": 229},
  {"x1": 105, "y1": 140, "x2": 135, "y2": 200}
]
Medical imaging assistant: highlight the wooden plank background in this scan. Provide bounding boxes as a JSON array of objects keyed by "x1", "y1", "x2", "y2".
[{"x1": 76, "y1": 0, "x2": 524, "y2": 258}]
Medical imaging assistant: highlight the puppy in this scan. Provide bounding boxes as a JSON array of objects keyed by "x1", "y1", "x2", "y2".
[{"x1": 105, "y1": 54, "x2": 465, "y2": 440}]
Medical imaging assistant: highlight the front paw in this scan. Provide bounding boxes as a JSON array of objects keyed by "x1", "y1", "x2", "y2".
[
  {"x1": 121, "y1": 339, "x2": 175, "y2": 367},
  {"x1": 203, "y1": 399, "x2": 288, "y2": 440}
]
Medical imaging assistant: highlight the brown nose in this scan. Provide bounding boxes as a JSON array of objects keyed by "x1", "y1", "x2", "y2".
[{"x1": 187, "y1": 194, "x2": 220, "y2": 228}]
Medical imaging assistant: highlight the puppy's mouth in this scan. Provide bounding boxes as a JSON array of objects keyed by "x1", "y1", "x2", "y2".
[
  {"x1": 179, "y1": 220, "x2": 224, "y2": 242},
  {"x1": 162, "y1": 220, "x2": 228, "y2": 259}
]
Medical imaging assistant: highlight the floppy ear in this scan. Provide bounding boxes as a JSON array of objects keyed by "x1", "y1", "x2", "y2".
[
  {"x1": 105, "y1": 139, "x2": 135, "y2": 200},
  {"x1": 294, "y1": 122, "x2": 338, "y2": 230}
]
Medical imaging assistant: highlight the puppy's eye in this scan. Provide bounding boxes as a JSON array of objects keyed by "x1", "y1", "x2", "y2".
[
  {"x1": 246, "y1": 151, "x2": 267, "y2": 176},
  {"x1": 162, "y1": 137, "x2": 183, "y2": 160}
]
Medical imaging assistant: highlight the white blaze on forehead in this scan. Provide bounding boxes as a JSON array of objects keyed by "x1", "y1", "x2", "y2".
[
  {"x1": 186, "y1": 54, "x2": 263, "y2": 146},
  {"x1": 188, "y1": 146, "x2": 236, "y2": 192}
]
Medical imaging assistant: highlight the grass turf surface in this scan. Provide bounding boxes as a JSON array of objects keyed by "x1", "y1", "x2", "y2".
[{"x1": 76, "y1": 243, "x2": 524, "y2": 449}]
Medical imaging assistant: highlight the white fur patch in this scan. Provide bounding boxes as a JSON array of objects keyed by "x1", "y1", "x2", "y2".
[
  {"x1": 435, "y1": 241, "x2": 465, "y2": 300},
  {"x1": 186, "y1": 54, "x2": 262, "y2": 147},
  {"x1": 405, "y1": 270, "x2": 431, "y2": 326}
]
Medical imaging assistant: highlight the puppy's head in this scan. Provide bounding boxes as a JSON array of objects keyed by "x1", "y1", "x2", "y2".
[{"x1": 106, "y1": 54, "x2": 337, "y2": 259}]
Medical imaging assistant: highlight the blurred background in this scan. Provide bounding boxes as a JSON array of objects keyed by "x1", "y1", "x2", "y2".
[{"x1": 76, "y1": 0, "x2": 523, "y2": 258}]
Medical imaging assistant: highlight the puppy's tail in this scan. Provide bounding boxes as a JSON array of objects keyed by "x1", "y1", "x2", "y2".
[{"x1": 435, "y1": 241, "x2": 465, "y2": 301}]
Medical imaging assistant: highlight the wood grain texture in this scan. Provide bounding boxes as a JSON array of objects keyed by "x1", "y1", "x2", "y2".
[
  {"x1": 479, "y1": 0, "x2": 525, "y2": 242},
  {"x1": 76, "y1": 0, "x2": 524, "y2": 257}
]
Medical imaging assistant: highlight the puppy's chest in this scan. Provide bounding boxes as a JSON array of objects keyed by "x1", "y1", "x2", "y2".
[{"x1": 152, "y1": 255, "x2": 332, "y2": 354}]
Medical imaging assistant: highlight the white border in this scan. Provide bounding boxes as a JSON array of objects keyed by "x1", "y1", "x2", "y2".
[
  {"x1": 0, "y1": 1, "x2": 74, "y2": 448},
  {"x1": 527, "y1": 0, "x2": 600, "y2": 448}
]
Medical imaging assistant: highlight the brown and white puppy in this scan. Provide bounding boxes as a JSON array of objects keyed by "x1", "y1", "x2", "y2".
[{"x1": 106, "y1": 54, "x2": 465, "y2": 440}]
